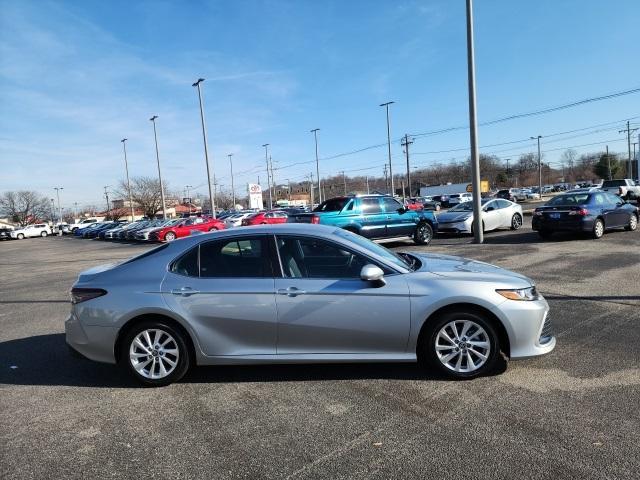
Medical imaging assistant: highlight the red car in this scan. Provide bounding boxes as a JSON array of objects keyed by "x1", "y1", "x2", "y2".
[
  {"x1": 150, "y1": 217, "x2": 225, "y2": 242},
  {"x1": 241, "y1": 210, "x2": 288, "y2": 226},
  {"x1": 405, "y1": 198, "x2": 424, "y2": 210}
]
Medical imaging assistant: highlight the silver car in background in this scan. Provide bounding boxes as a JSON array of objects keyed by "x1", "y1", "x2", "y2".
[
  {"x1": 66, "y1": 224, "x2": 554, "y2": 386},
  {"x1": 437, "y1": 199, "x2": 524, "y2": 234}
]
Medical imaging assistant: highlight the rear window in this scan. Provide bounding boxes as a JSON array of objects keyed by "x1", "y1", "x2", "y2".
[
  {"x1": 547, "y1": 194, "x2": 590, "y2": 206},
  {"x1": 602, "y1": 180, "x2": 627, "y2": 187},
  {"x1": 121, "y1": 244, "x2": 170, "y2": 266},
  {"x1": 314, "y1": 198, "x2": 349, "y2": 212}
]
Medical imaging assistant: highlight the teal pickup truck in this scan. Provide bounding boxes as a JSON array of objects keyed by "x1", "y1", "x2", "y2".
[{"x1": 290, "y1": 194, "x2": 438, "y2": 245}]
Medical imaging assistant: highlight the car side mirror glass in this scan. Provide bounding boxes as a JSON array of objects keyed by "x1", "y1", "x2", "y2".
[
  {"x1": 486, "y1": 206, "x2": 495, "y2": 211},
  {"x1": 360, "y1": 264, "x2": 386, "y2": 286},
  {"x1": 397, "y1": 207, "x2": 406, "y2": 214}
]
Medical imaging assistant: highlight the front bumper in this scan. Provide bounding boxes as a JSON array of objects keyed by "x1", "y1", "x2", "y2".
[
  {"x1": 65, "y1": 312, "x2": 118, "y2": 364},
  {"x1": 491, "y1": 296, "x2": 556, "y2": 359},
  {"x1": 437, "y1": 220, "x2": 472, "y2": 234}
]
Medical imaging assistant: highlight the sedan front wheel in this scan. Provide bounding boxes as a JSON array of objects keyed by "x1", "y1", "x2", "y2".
[
  {"x1": 413, "y1": 222, "x2": 433, "y2": 245},
  {"x1": 510, "y1": 213, "x2": 522, "y2": 230},
  {"x1": 420, "y1": 310, "x2": 499, "y2": 379}
]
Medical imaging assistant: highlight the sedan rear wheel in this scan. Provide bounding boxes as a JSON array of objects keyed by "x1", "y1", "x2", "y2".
[
  {"x1": 510, "y1": 213, "x2": 522, "y2": 230},
  {"x1": 164, "y1": 231, "x2": 176, "y2": 242},
  {"x1": 625, "y1": 214, "x2": 638, "y2": 231},
  {"x1": 592, "y1": 218, "x2": 604, "y2": 239},
  {"x1": 420, "y1": 310, "x2": 499, "y2": 379},
  {"x1": 121, "y1": 322, "x2": 190, "y2": 387}
]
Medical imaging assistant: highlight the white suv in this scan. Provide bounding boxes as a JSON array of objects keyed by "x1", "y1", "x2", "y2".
[
  {"x1": 447, "y1": 193, "x2": 472, "y2": 205},
  {"x1": 10, "y1": 224, "x2": 50, "y2": 239}
]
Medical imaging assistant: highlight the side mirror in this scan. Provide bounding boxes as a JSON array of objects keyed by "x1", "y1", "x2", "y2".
[
  {"x1": 485, "y1": 206, "x2": 495, "y2": 212},
  {"x1": 397, "y1": 207, "x2": 406, "y2": 214},
  {"x1": 360, "y1": 264, "x2": 386, "y2": 287}
]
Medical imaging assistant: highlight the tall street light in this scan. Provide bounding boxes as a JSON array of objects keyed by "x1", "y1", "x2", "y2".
[
  {"x1": 262, "y1": 144, "x2": 272, "y2": 209},
  {"x1": 228, "y1": 153, "x2": 236, "y2": 207},
  {"x1": 53, "y1": 187, "x2": 63, "y2": 229},
  {"x1": 149, "y1": 115, "x2": 167, "y2": 219},
  {"x1": 310, "y1": 128, "x2": 321, "y2": 203},
  {"x1": 466, "y1": 0, "x2": 483, "y2": 244},
  {"x1": 192, "y1": 78, "x2": 216, "y2": 218},
  {"x1": 121, "y1": 138, "x2": 135, "y2": 221},
  {"x1": 531, "y1": 135, "x2": 542, "y2": 197},
  {"x1": 380, "y1": 101, "x2": 395, "y2": 196}
]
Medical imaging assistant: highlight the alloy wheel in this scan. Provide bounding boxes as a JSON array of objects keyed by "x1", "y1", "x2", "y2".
[
  {"x1": 434, "y1": 320, "x2": 490, "y2": 373},
  {"x1": 594, "y1": 220, "x2": 604, "y2": 238},
  {"x1": 129, "y1": 329, "x2": 180, "y2": 380},
  {"x1": 165, "y1": 232, "x2": 176, "y2": 242},
  {"x1": 629, "y1": 215, "x2": 637, "y2": 231},
  {"x1": 511, "y1": 214, "x2": 522, "y2": 230}
]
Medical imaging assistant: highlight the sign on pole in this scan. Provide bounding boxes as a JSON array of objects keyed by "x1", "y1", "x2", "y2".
[{"x1": 248, "y1": 184, "x2": 263, "y2": 210}]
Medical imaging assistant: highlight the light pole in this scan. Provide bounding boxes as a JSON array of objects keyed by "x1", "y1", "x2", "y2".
[
  {"x1": 192, "y1": 78, "x2": 216, "y2": 218},
  {"x1": 50, "y1": 198, "x2": 55, "y2": 224},
  {"x1": 120, "y1": 138, "x2": 135, "y2": 221},
  {"x1": 228, "y1": 153, "x2": 236, "y2": 207},
  {"x1": 466, "y1": 0, "x2": 483, "y2": 244},
  {"x1": 401, "y1": 134, "x2": 413, "y2": 199},
  {"x1": 311, "y1": 128, "x2": 321, "y2": 203},
  {"x1": 103, "y1": 186, "x2": 110, "y2": 215},
  {"x1": 380, "y1": 101, "x2": 395, "y2": 196},
  {"x1": 365, "y1": 175, "x2": 370, "y2": 194},
  {"x1": 53, "y1": 187, "x2": 63, "y2": 231},
  {"x1": 149, "y1": 115, "x2": 167, "y2": 219},
  {"x1": 341, "y1": 171, "x2": 347, "y2": 195},
  {"x1": 185, "y1": 185, "x2": 193, "y2": 213},
  {"x1": 286, "y1": 178, "x2": 291, "y2": 202},
  {"x1": 73, "y1": 202, "x2": 78, "y2": 221},
  {"x1": 531, "y1": 136, "x2": 542, "y2": 197},
  {"x1": 262, "y1": 144, "x2": 272, "y2": 209}
]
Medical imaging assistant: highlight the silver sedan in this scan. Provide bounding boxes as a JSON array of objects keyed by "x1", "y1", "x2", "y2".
[
  {"x1": 437, "y1": 199, "x2": 524, "y2": 234},
  {"x1": 66, "y1": 224, "x2": 554, "y2": 386}
]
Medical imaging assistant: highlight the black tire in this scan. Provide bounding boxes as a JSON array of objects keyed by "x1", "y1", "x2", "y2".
[
  {"x1": 625, "y1": 213, "x2": 638, "y2": 231},
  {"x1": 510, "y1": 213, "x2": 523, "y2": 230},
  {"x1": 119, "y1": 321, "x2": 191, "y2": 387},
  {"x1": 592, "y1": 218, "x2": 604, "y2": 239},
  {"x1": 413, "y1": 221, "x2": 433, "y2": 245},
  {"x1": 418, "y1": 309, "x2": 500, "y2": 379}
]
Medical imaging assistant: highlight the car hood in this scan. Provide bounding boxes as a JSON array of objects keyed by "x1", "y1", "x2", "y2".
[
  {"x1": 412, "y1": 252, "x2": 533, "y2": 287},
  {"x1": 437, "y1": 211, "x2": 472, "y2": 223}
]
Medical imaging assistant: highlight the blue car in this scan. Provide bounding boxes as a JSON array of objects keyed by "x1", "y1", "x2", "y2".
[{"x1": 532, "y1": 191, "x2": 638, "y2": 239}]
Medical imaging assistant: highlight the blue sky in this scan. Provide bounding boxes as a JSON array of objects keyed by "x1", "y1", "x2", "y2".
[{"x1": 1, "y1": 0, "x2": 639, "y2": 207}]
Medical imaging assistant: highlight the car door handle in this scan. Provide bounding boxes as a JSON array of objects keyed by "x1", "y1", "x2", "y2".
[
  {"x1": 277, "y1": 287, "x2": 306, "y2": 297},
  {"x1": 171, "y1": 287, "x2": 200, "y2": 297}
]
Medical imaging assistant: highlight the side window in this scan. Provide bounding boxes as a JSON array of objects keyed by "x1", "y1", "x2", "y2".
[
  {"x1": 382, "y1": 197, "x2": 403, "y2": 213},
  {"x1": 170, "y1": 246, "x2": 199, "y2": 277},
  {"x1": 496, "y1": 200, "x2": 510, "y2": 209},
  {"x1": 361, "y1": 198, "x2": 383, "y2": 214},
  {"x1": 277, "y1": 236, "x2": 370, "y2": 279},
  {"x1": 199, "y1": 237, "x2": 271, "y2": 278},
  {"x1": 594, "y1": 193, "x2": 606, "y2": 205},
  {"x1": 345, "y1": 200, "x2": 354, "y2": 211}
]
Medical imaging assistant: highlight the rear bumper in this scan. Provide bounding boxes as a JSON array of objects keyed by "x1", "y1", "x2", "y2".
[
  {"x1": 65, "y1": 313, "x2": 118, "y2": 364},
  {"x1": 532, "y1": 216, "x2": 595, "y2": 232}
]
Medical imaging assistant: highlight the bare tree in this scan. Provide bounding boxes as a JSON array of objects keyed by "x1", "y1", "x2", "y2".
[
  {"x1": 0, "y1": 191, "x2": 51, "y2": 226},
  {"x1": 116, "y1": 176, "x2": 167, "y2": 219}
]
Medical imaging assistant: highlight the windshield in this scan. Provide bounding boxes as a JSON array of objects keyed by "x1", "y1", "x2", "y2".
[
  {"x1": 602, "y1": 180, "x2": 626, "y2": 187},
  {"x1": 333, "y1": 228, "x2": 411, "y2": 271},
  {"x1": 314, "y1": 198, "x2": 349, "y2": 212}
]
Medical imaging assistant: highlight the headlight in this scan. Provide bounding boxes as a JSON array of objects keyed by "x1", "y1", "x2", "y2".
[{"x1": 496, "y1": 286, "x2": 539, "y2": 301}]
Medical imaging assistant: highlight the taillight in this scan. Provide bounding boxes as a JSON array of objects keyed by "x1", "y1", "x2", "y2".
[
  {"x1": 569, "y1": 208, "x2": 588, "y2": 216},
  {"x1": 70, "y1": 288, "x2": 107, "y2": 304},
  {"x1": 310, "y1": 215, "x2": 320, "y2": 224}
]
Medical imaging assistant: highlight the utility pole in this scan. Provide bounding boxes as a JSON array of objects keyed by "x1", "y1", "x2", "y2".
[
  {"x1": 341, "y1": 171, "x2": 347, "y2": 195},
  {"x1": 50, "y1": 198, "x2": 55, "y2": 224},
  {"x1": 311, "y1": 128, "x2": 322, "y2": 203},
  {"x1": 383, "y1": 164, "x2": 389, "y2": 192},
  {"x1": 308, "y1": 172, "x2": 314, "y2": 206},
  {"x1": 606, "y1": 145, "x2": 611, "y2": 180},
  {"x1": 103, "y1": 186, "x2": 110, "y2": 215},
  {"x1": 531, "y1": 135, "x2": 543, "y2": 197},
  {"x1": 286, "y1": 178, "x2": 291, "y2": 202},
  {"x1": 149, "y1": 115, "x2": 167, "y2": 219},
  {"x1": 401, "y1": 134, "x2": 413, "y2": 199},
  {"x1": 53, "y1": 187, "x2": 63, "y2": 231},
  {"x1": 632, "y1": 141, "x2": 638, "y2": 180},
  {"x1": 366, "y1": 175, "x2": 370, "y2": 194},
  {"x1": 192, "y1": 78, "x2": 216, "y2": 218},
  {"x1": 466, "y1": 0, "x2": 483, "y2": 243},
  {"x1": 619, "y1": 121, "x2": 638, "y2": 178},
  {"x1": 228, "y1": 153, "x2": 235, "y2": 207},
  {"x1": 380, "y1": 101, "x2": 395, "y2": 196},
  {"x1": 262, "y1": 144, "x2": 272, "y2": 209},
  {"x1": 269, "y1": 155, "x2": 275, "y2": 206},
  {"x1": 120, "y1": 138, "x2": 135, "y2": 222},
  {"x1": 73, "y1": 202, "x2": 78, "y2": 220}
]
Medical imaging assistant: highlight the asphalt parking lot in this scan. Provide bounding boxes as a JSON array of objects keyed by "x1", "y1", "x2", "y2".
[{"x1": 1, "y1": 225, "x2": 639, "y2": 479}]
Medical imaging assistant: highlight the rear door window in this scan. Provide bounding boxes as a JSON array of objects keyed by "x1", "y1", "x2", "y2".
[
  {"x1": 199, "y1": 236, "x2": 272, "y2": 278},
  {"x1": 361, "y1": 198, "x2": 383, "y2": 214},
  {"x1": 382, "y1": 197, "x2": 403, "y2": 213}
]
